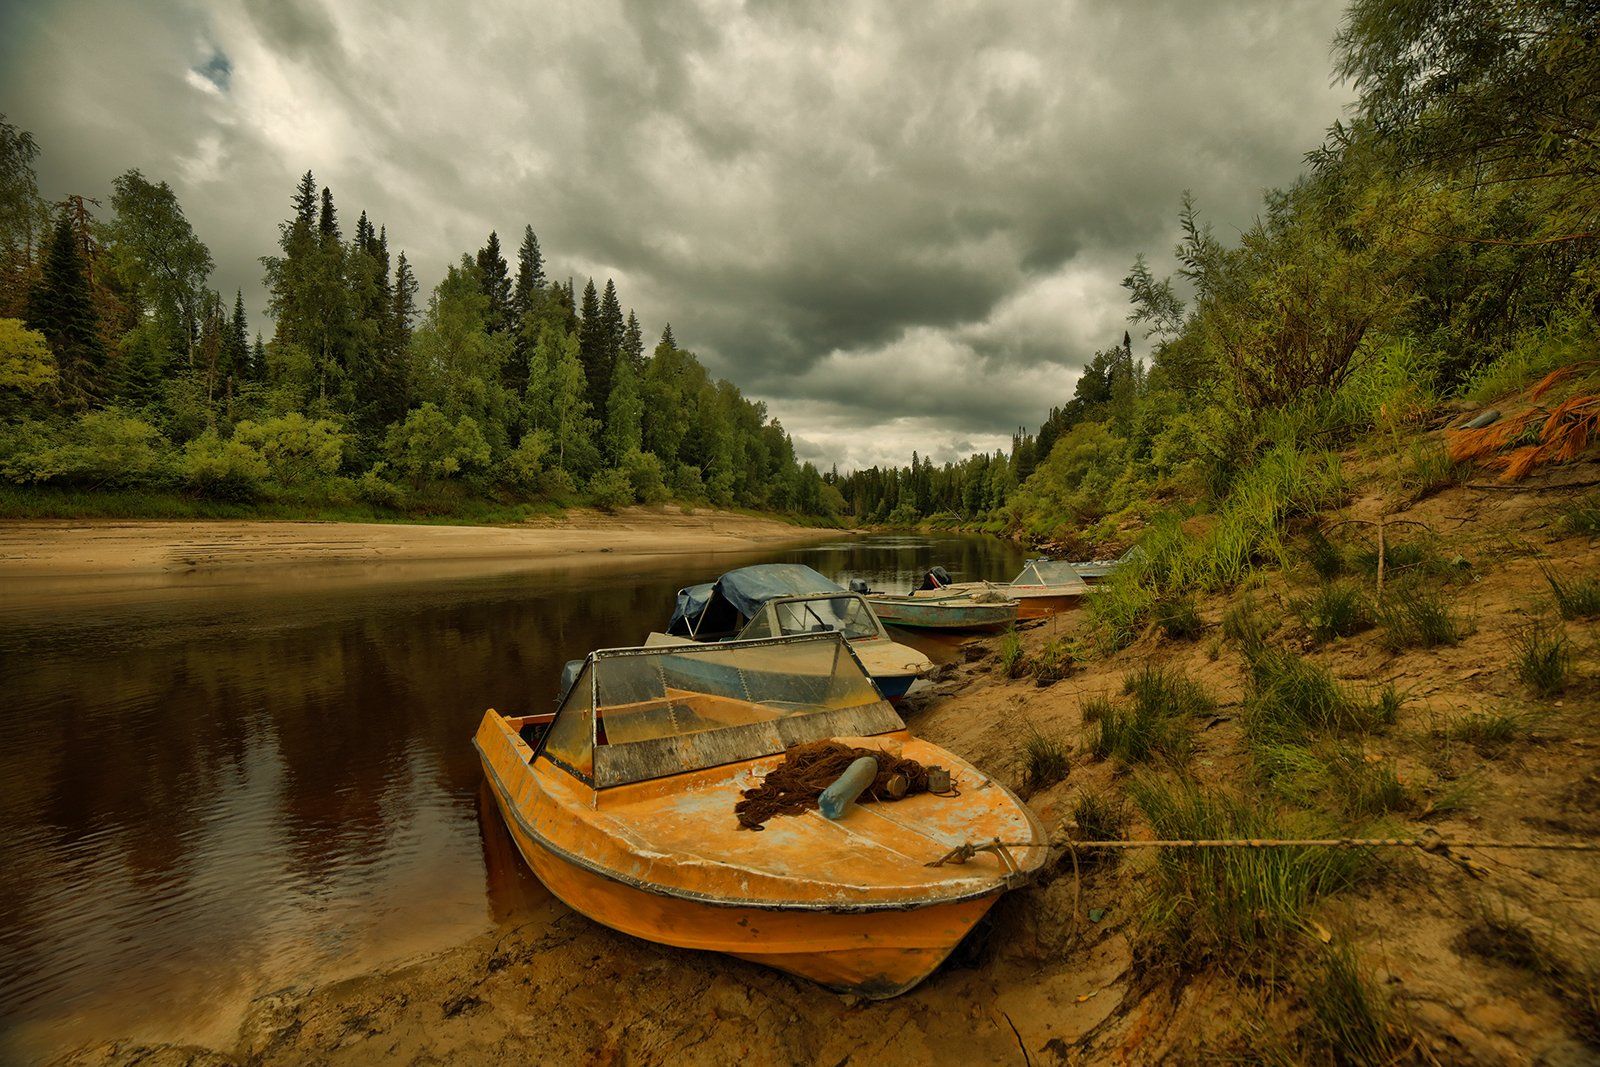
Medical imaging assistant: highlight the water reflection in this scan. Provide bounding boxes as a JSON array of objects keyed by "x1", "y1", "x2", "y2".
[{"x1": 0, "y1": 532, "x2": 1024, "y2": 1061}]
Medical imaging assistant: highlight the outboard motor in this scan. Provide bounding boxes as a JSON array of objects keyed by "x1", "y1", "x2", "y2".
[
  {"x1": 848, "y1": 577, "x2": 871, "y2": 595},
  {"x1": 916, "y1": 566, "x2": 953, "y2": 591}
]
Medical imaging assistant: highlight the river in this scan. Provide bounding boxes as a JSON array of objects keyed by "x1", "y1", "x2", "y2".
[{"x1": 0, "y1": 531, "x2": 1026, "y2": 1062}]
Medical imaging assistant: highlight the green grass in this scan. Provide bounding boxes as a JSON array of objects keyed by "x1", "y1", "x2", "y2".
[
  {"x1": 1375, "y1": 581, "x2": 1464, "y2": 649},
  {"x1": 1302, "y1": 942, "x2": 1412, "y2": 1066},
  {"x1": 1303, "y1": 527, "x2": 1346, "y2": 580},
  {"x1": 1244, "y1": 647, "x2": 1400, "y2": 744},
  {"x1": 1032, "y1": 637, "x2": 1074, "y2": 682},
  {"x1": 1400, "y1": 439, "x2": 1468, "y2": 501},
  {"x1": 1068, "y1": 788, "x2": 1131, "y2": 867},
  {"x1": 1222, "y1": 593, "x2": 1272, "y2": 651},
  {"x1": 1080, "y1": 694, "x2": 1116, "y2": 724},
  {"x1": 998, "y1": 628, "x2": 1026, "y2": 678},
  {"x1": 1153, "y1": 594, "x2": 1204, "y2": 640},
  {"x1": 1252, "y1": 741, "x2": 1414, "y2": 818},
  {"x1": 1090, "y1": 665, "x2": 1218, "y2": 767},
  {"x1": 1543, "y1": 565, "x2": 1600, "y2": 620},
  {"x1": 1291, "y1": 581, "x2": 1373, "y2": 642},
  {"x1": 1444, "y1": 709, "x2": 1534, "y2": 755},
  {"x1": 1019, "y1": 722, "x2": 1071, "y2": 794},
  {"x1": 1129, "y1": 776, "x2": 1376, "y2": 966},
  {"x1": 1513, "y1": 621, "x2": 1572, "y2": 697},
  {"x1": 1558, "y1": 493, "x2": 1600, "y2": 536}
]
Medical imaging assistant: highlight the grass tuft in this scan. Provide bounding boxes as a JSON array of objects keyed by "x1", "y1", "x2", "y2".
[
  {"x1": 1019, "y1": 723, "x2": 1071, "y2": 794},
  {"x1": 1222, "y1": 593, "x2": 1272, "y2": 652},
  {"x1": 1244, "y1": 647, "x2": 1399, "y2": 744},
  {"x1": 1557, "y1": 492, "x2": 1600, "y2": 536},
  {"x1": 1302, "y1": 942, "x2": 1412, "y2": 1065},
  {"x1": 1543, "y1": 565, "x2": 1600, "y2": 620},
  {"x1": 1153, "y1": 594, "x2": 1204, "y2": 640},
  {"x1": 1444, "y1": 709, "x2": 1533, "y2": 756},
  {"x1": 1253, "y1": 741, "x2": 1414, "y2": 818},
  {"x1": 1122, "y1": 663, "x2": 1219, "y2": 719},
  {"x1": 1130, "y1": 776, "x2": 1375, "y2": 966},
  {"x1": 1090, "y1": 664, "x2": 1218, "y2": 767},
  {"x1": 1303, "y1": 527, "x2": 1346, "y2": 580},
  {"x1": 1291, "y1": 581, "x2": 1372, "y2": 642},
  {"x1": 1068, "y1": 788, "x2": 1131, "y2": 868},
  {"x1": 1375, "y1": 581, "x2": 1464, "y2": 649},
  {"x1": 1512, "y1": 621, "x2": 1571, "y2": 697},
  {"x1": 998, "y1": 627, "x2": 1026, "y2": 678}
]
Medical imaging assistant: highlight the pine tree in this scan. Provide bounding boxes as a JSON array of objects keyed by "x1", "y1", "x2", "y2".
[
  {"x1": 26, "y1": 212, "x2": 104, "y2": 405},
  {"x1": 251, "y1": 332, "x2": 267, "y2": 381},
  {"x1": 318, "y1": 186, "x2": 339, "y2": 242},
  {"x1": 512, "y1": 225, "x2": 544, "y2": 322},
  {"x1": 659, "y1": 323, "x2": 676, "y2": 350},
  {"x1": 622, "y1": 310, "x2": 644, "y2": 372},
  {"x1": 227, "y1": 289, "x2": 250, "y2": 382},
  {"x1": 600, "y1": 278, "x2": 624, "y2": 363},
  {"x1": 577, "y1": 278, "x2": 612, "y2": 418},
  {"x1": 476, "y1": 231, "x2": 512, "y2": 335}
]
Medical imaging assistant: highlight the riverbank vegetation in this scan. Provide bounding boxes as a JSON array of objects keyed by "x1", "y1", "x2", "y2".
[{"x1": 0, "y1": 146, "x2": 843, "y2": 523}]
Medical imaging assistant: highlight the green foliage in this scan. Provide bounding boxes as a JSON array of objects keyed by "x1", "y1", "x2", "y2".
[
  {"x1": 232, "y1": 412, "x2": 345, "y2": 484},
  {"x1": 1291, "y1": 581, "x2": 1373, "y2": 642},
  {"x1": 1399, "y1": 439, "x2": 1467, "y2": 501},
  {"x1": 618, "y1": 448, "x2": 667, "y2": 504},
  {"x1": 501, "y1": 429, "x2": 552, "y2": 493},
  {"x1": 1089, "y1": 665, "x2": 1213, "y2": 767},
  {"x1": 1153, "y1": 595, "x2": 1203, "y2": 640},
  {"x1": 1069, "y1": 788, "x2": 1130, "y2": 853},
  {"x1": 1303, "y1": 528, "x2": 1346, "y2": 581},
  {"x1": 1512, "y1": 621, "x2": 1571, "y2": 697},
  {"x1": 0, "y1": 318, "x2": 55, "y2": 399},
  {"x1": 1558, "y1": 493, "x2": 1600, "y2": 537},
  {"x1": 1255, "y1": 740, "x2": 1413, "y2": 819},
  {"x1": 2, "y1": 409, "x2": 169, "y2": 486},
  {"x1": 1222, "y1": 593, "x2": 1273, "y2": 652},
  {"x1": 998, "y1": 628, "x2": 1026, "y2": 679},
  {"x1": 1130, "y1": 776, "x2": 1375, "y2": 965},
  {"x1": 178, "y1": 430, "x2": 267, "y2": 500},
  {"x1": 1301, "y1": 942, "x2": 1410, "y2": 1066},
  {"x1": 1542, "y1": 565, "x2": 1600, "y2": 620},
  {"x1": 384, "y1": 402, "x2": 490, "y2": 483},
  {"x1": 1443, "y1": 709, "x2": 1532, "y2": 757},
  {"x1": 586, "y1": 467, "x2": 635, "y2": 512}
]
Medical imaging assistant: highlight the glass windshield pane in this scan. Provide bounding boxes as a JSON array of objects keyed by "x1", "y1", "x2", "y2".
[
  {"x1": 543, "y1": 663, "x2": 594, "y2": 777},
  {"x1": 749, "y1": 595, "x2": 881, "y2": 641},
  {"x1": 1016, "y1": 561, "x2": 1082, "y2": 587}
]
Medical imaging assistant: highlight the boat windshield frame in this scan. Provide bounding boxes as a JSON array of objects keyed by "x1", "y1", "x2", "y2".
[
  {"x1": 737, "y1": 592, "x2": 889, "y2": 643},
  {"x1": 533, "y1": 632, "x2": 905, "y2": 789}
]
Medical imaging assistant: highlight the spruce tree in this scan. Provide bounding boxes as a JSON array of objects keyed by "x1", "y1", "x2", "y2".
[
  {"x1": 605, "y1": 346, "x2": 643, "y2": 462},
  {"x1": 318, "y1": 186, "x2": 340, "y2": 241},
  {"x1": 577, "y1": 278, "x2": 611, "y2": 418},
  {"x1": 623, "y1": 310, "x2": 644, "y2": 372},
  {"x1": 251, "y1": 332, "x2": 267, "y2": 381},
  {"x1": 659, "y1": 323, "x2": 676, "y2": 350},
  {"x1": 291, "y1": 171, "x2": 318, "y2": 238},
  {"x1": 227, "y1": 290, "x2": 250, "y2": 382},
  {"x1": 600, "y1": 278, "x2": 624, "y2": 364},
  {"x1": 512, "y1": 225, "x2": 544, "y2": 322},
  {"x1": 475, "y1": 231, "x2": 511, "y2": 335},
  {"x1": 26, "y1": 212, "x2": 104, "y2": 405}
]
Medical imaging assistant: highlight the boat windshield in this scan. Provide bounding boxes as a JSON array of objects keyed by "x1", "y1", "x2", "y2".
[
  {"x1": 738, "y1": 595, "x2": 884, "y2": 642},
  {"x1": 1015, "y1": 560, "x2": 1086, "y2": 588},
  {"x1": 540, "y1": 633, "x2": 903, "y2": 788}
]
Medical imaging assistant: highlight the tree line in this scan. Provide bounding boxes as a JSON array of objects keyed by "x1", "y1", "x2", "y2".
[
  {"x1": 833, "y1": 0, "x2": 1598, "y2": 545},
  {"x1": 0, "y1": 142, "x2": 840, "y2": 517}
]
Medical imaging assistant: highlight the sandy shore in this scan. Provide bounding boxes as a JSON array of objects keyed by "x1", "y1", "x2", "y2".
[{"x1": 0, "y1": 508, "x2": 845, "y2": 606}]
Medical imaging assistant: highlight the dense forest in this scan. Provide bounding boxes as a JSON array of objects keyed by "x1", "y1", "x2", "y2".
[
  {"x1": 0, "y1": 150, "x2": 841, "y2": 519},
  {"x1": 834, "y1": 0, "x2": 1598, "y2": 550}
]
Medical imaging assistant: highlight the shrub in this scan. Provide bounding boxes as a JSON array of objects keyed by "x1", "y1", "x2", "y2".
[
  {"x1": 1291, "y1": 581, "x2": 1372, "y2": 642},
  {"x1": 1374, "y1": 581, "x2": 1463, "y2": 649},
  {"x1": 669, "y1": 462, "x2": 704, "y2": 499},
  {"x1": 1543, "y1": 565, "x2": 1600, "y2": 620},
  {"x1": 1130, "y1": 776, "x2": 1374, "y2": 965},
  {"x1": 537, "y1": 466, "x2": 578, "y2": 504},
  {"x1": 6, "y1": 409, "x2": 172, "y2": 487},
  {"x1": 1019, "y1": 723, "x2": 1071, "y2": 794},
  {"x1": 586, "y1": 467, "x2": 636, "y2": 512},
  {"x1": 232, "y1": 412, "x2": 345, "y2": 484},
  {"x1": 0, "y1": 318, "x2": 56, "y2": 398},
  {"x1": 501, "y1": 429, "x2": 552, "y2": 492},
  {"x1": 385, "y1": 403, "x2": 491, "y2": 483},
  {"x1": 355, "y1": 466, "x2": 406, "y2": 509},
  {"x1": 177, "y1": 431, "x2": 267, "y2": 500},
  {"x1": 621, "y1": 448, "x2": 669, "y2": 504},
  {"x1": 1513, "y1": 622, "x2": 1571, "y2": 697}
]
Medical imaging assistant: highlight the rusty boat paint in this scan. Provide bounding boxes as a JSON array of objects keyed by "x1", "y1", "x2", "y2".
[{"x1": 473, "y1": 712, "x2": 1047, "y2": 996}]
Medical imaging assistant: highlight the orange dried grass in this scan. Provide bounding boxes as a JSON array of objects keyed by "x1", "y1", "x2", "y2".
[{"x1": 1447, "y1": 395, "x2": 1600, "y2": 480}]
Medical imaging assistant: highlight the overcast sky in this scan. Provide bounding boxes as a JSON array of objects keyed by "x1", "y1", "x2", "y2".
[{"x1": 0, "y1": 0, "x2": 1353, "y2": 470}]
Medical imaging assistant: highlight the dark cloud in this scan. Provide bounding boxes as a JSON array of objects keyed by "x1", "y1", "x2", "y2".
[{"x1": 0, "y1": 0, "x2": 1352, "y2": 468}]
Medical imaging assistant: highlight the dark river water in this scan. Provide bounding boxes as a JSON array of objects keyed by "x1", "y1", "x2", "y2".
[{"x1": 0, "y1": 531, "x2": 1026, "y2": 1061}]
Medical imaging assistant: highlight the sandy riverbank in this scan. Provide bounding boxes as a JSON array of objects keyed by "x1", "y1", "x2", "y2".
[{"x1": 0, "y1": 508, "x2": 844, "y2": 604}]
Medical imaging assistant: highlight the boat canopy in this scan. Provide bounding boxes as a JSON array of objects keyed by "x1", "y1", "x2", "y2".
[
  {"x1": 738, "y1": 592, "x2": 888, "y2": 642},
  {"x1": 667, "y1": 564, "x2": 845, "y2": 638},
  {"x1": 1013, "y1": 559, "x2": 1090, "y2": 590},
  {"x1": 541, "y1": 633, "x2": 903, "y2": 789}
]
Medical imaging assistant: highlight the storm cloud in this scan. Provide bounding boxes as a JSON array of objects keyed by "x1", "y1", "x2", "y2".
[{"x1": 0, "y1": 0, "x2": 1353, "y2": 469}]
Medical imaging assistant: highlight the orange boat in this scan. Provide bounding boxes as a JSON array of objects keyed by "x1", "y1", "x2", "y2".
[{"x1": 474, "y1": 633, "x2": 1048, "y2": 997}]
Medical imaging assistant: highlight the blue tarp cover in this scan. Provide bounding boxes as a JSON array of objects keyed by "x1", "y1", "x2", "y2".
[{"x1": 667, "y1": 564, "x2": 844, "y2": 636}]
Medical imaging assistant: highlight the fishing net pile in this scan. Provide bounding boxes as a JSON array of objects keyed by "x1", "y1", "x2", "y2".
[{"x1": 735, "y1": 740, "x2": 933, "y2": 830}]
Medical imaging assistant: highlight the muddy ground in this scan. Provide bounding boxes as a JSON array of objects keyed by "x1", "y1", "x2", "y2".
[{"x1": 54, "y1": 454, "x2": 1600, "y2": 1066}]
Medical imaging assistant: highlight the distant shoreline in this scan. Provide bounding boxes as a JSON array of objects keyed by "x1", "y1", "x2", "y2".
[{"x1": 0, "y1": 508, "x2": 845, "y2": 602}]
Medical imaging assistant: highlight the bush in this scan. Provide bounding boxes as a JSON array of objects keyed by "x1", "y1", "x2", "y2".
[
  {"x1": 356, "y1": 466, "x2": 406, "y2": 509},
  {"x1": 232, "y1": 412, "x2": 345, "y2": 485},
  {"x1": 501, "y1": 429, "x2": 552, "y2": 493},
  {"x1": 586, "y1": 467, "x2": 635, "y2": 511},
  {"x1": 538, "y1": 466, "x2": 579, "y2": 504},
  {"x1": 0, "y1": 318, "x2": 56, "y2": 400},
  {"x1": 3, "y1": 409, "x2": 172, "y2": 487},
  {"x1": 621, "y1": 448, "x2": 668, "y2": 504},
  {"x1": 384, "y1": 403, "x2": 491, "y2": 483},
  {"x1": 669, "y1": 462, "x2": 704, "y2": 499},
  {"x1": 177, "y1": 431, "x2": 267, "y2": 500}
]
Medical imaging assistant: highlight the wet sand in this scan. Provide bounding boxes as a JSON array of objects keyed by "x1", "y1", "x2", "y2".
[{"x1": 0, "y1": 508, "x2": 844, "y2": 605}]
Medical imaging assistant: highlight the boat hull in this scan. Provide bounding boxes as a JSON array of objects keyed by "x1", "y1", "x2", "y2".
[
  {"x1": 477, "y1": 744, "x2": 999, "y2": 996},
  {"x1": 867, "y1": 598, "x2": 1018, "y2": 632},
  {"x1": 1008, "y1": 592, "x2": 1081, "y2": 619}
]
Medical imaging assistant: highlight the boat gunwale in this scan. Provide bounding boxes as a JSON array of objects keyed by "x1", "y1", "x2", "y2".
[{"x1": 474, "y1": 728, "x2": 1049, "y2": 915}]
